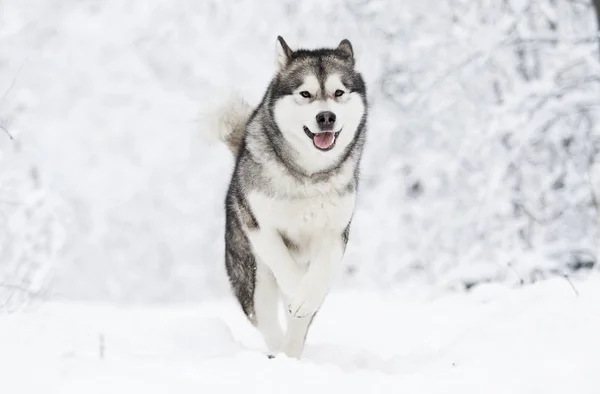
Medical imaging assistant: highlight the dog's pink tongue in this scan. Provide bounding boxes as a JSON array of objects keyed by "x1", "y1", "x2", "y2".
[{"x1": 314, "y1": 132, "x2": 335, "y2": 149}]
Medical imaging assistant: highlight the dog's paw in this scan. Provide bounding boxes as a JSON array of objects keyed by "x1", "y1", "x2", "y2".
[{"x1": 287, "y1": 284, "x2": 325, "y2": 319}]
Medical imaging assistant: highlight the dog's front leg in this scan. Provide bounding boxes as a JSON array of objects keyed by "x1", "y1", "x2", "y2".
[
  {"x1": 247, "y1": 228, "x2": 304, "y2": 297},
  {"x1": 287, "y1": 232, "x2": 345, "y2": 319}
]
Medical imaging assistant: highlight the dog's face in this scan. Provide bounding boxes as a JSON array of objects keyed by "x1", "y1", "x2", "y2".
[{"x1": 270, "y1": 37, "x2": 367, "y2": 169}]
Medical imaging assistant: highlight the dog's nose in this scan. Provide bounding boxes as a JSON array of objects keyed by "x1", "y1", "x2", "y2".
[{"x1": 316, "y1": 111, "x2": 336, "y2": 130}]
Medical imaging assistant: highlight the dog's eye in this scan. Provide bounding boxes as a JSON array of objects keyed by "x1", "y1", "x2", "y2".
[
  {"x1": 334, "y1": 90, "x2": 345, "y2": 97},
  {"x1": 299, "y1": 91, "x2": 312, "y2": 98}
]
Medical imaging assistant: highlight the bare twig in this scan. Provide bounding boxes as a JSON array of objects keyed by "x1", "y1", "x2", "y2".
[
  {"x1": 562, "y1": 274, "x2": 580, "y2": 297},
  {"x1": 0, "y1": 123, "x2": 13, "y2": 140},
  {"x1": 0, "y1": 57, "x2": 28, "y2": 141},
  {"x1": 505, "y1": 33, "x2": 600, "y2": 46},
  {"x1": 0, "y1": 57, "x2": 27, "y2": 111},
  {"x1": 515, "y1": 200, "x2": 565, "y2": 225}
]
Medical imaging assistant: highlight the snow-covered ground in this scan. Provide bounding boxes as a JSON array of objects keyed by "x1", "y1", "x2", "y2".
[{"x1": 2, "y1": 273, "x2": 599, "y2": 393}]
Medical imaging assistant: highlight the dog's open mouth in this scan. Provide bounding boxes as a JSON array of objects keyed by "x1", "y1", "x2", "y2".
[{"x1": 303, "y1": 126, "x2": 341, "y2": 151}]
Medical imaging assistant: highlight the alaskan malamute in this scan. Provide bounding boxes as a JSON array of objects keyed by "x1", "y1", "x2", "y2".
[{"x1": 203, "y1": 36, "x2": 367, "y2": 359}]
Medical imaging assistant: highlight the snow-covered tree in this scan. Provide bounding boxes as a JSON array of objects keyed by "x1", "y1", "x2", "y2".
[
  {"x1": 0, "y1": 80, "x2": 67, "y2": 313},
  {"x1": 344, "y1": 0, "x2": 600, "y2": 290}
]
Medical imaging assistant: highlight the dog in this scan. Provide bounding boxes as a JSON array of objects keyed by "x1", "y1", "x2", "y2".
[{"x1": 203, "y1": 36, "x2": 368, "y2": 359}]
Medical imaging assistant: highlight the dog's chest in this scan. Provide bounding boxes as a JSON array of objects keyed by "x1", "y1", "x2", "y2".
[{"x1": 248, "y1": 191, "x2": 355, "y2": 236}]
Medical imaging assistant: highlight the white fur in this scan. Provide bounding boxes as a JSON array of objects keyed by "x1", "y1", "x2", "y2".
[
  {"x1": 246, "y1": 228, "x2": 304, "y2": 297},
  {"x1": 247, "y1": 177, "x2": 356, "y2": 357},
  {"x1": 197, "y1": 92, "x2": 252, "y2": 146},
  {"x1": 280, "y1": 313, "x2": 313, "y2": 359},
  {"x1": 273, "y1": 73, "x2": 365, "y2": 174},
  {"x1": 253, "y1": 262, "x2": 284, "y2": 355}
]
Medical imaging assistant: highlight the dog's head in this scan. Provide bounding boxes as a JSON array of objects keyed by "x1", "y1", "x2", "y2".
[{"x1": 269, "y1": 36, "x2": 367, "y2": 169}]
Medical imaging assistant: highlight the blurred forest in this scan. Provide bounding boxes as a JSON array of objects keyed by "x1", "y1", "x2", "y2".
[{"x1": 0, "y1": 0, "x2": 599, "y2": 308}]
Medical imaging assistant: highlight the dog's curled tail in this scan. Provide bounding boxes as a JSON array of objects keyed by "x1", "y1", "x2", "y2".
[{"x1": 198, "y1": 93, "x2": 253, "y2": 156}]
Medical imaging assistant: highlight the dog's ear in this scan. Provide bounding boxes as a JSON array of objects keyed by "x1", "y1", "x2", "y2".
[
  {"x1": 276, "y1": 36, "x2": 294, "y2": 71},
  {"x1": 337, "y1": 39, "x2": 354, "y2": 64}
]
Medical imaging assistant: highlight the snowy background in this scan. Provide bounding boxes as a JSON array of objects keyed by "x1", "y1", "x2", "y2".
[
  {"x1": 1, "y1": 0, "x2": 598, "y2": 305},
  {"x1": 1, "y1": 0, "x2": 600, "y2": 391}
]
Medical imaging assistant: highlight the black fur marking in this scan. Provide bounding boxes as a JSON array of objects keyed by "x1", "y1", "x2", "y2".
[
  {"x1": 279, "y1": 231, "x2": 299, "y2": 253},
  {"x1": 235, "y1": 186, "x2": 259, "y2": 230},
  {"x1": 224, "y1": 178, "x2": 258, "y2": 324},
  {"x1": 271, "y1": 47, "x2": 364, "y2": 102},
  {"x1": 342, "y1": 221, "x2": 351, "y2": 248},
  {"x1": 342, "y1": 181, "x2": 355, "y2": 196},
  {"x1": 277, "y1": 36, "x2": 294, "y2": 64},
  {"x1": 304, "y1": 312, "x2": 318, "y2": 343},
  {"x1": 262, "y1": 120, "x2": 307, "y2": 183}
]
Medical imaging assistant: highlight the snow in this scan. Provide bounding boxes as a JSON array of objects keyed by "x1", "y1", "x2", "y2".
[{"x1": 2, "y1": 273, "x2": 599, "y2": 393}]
